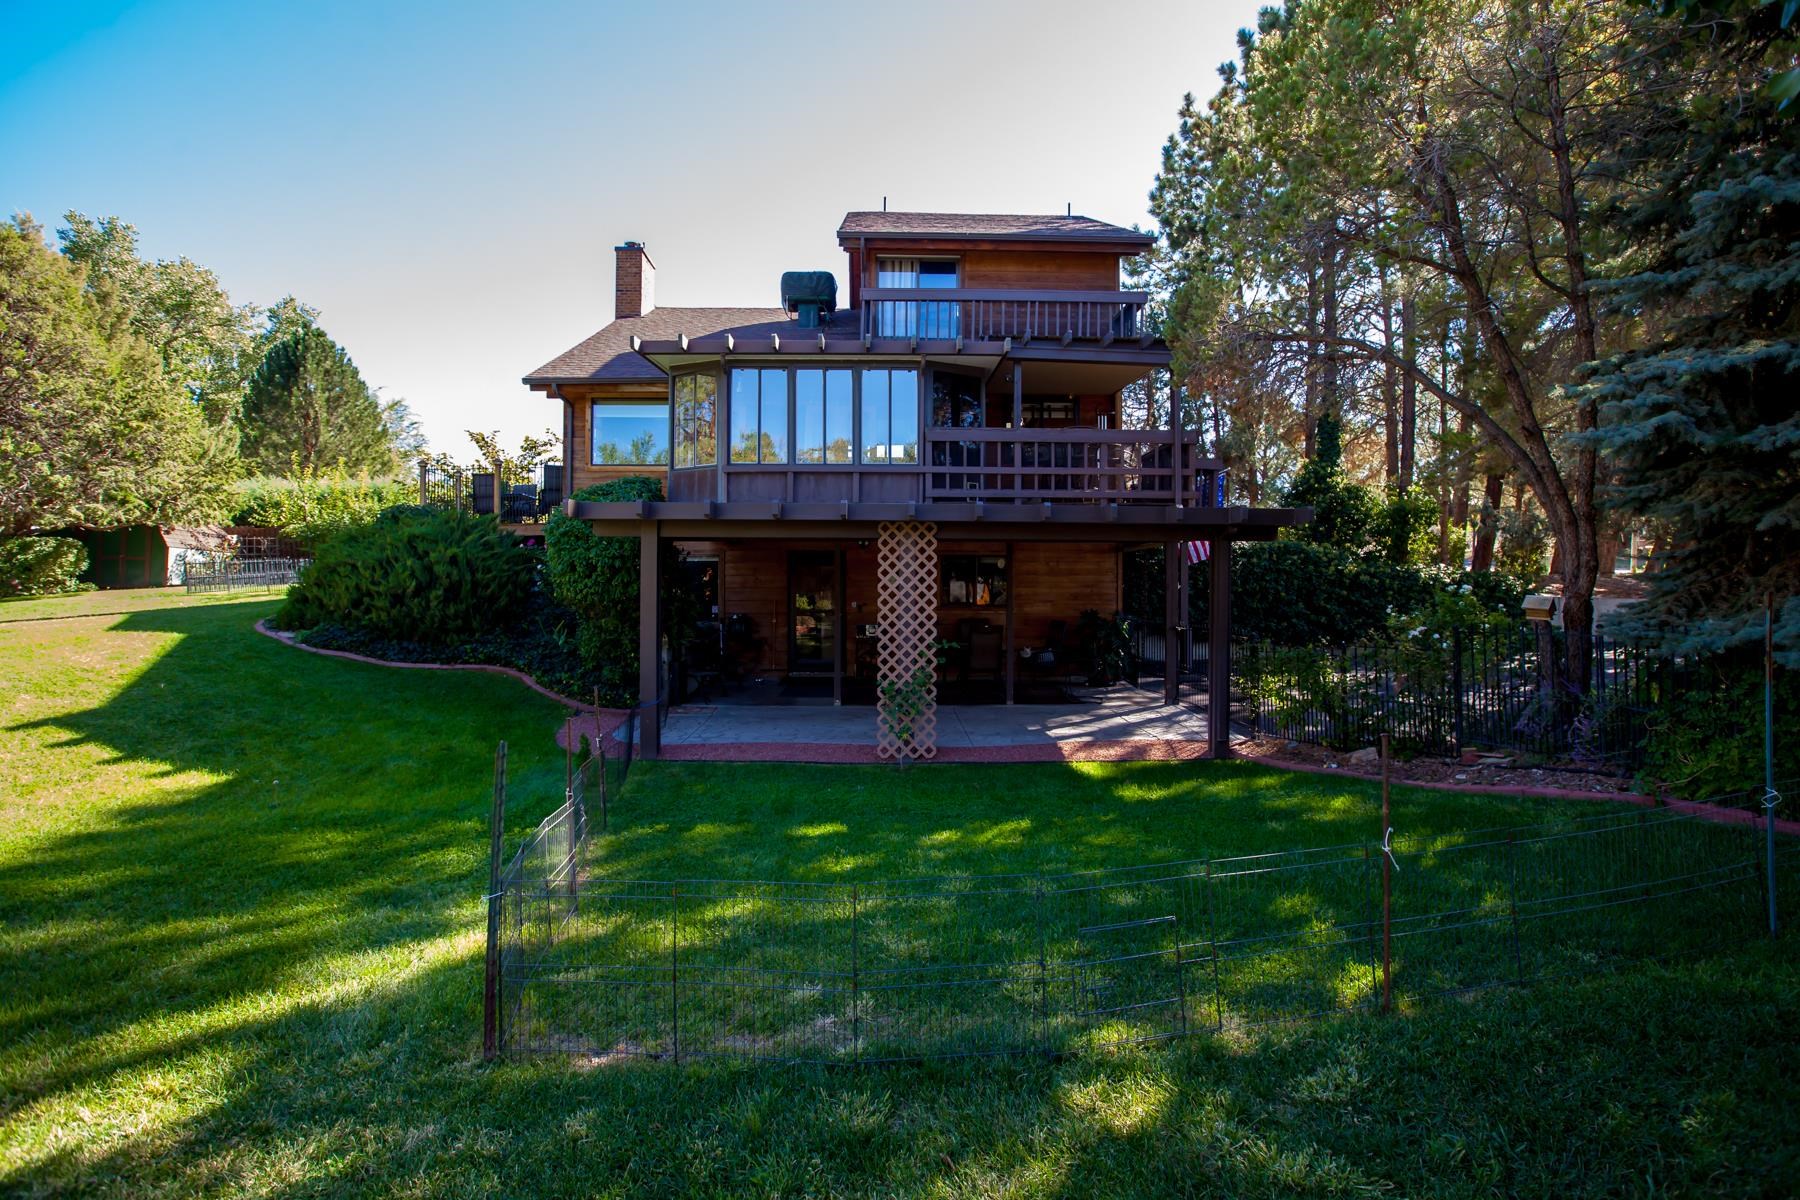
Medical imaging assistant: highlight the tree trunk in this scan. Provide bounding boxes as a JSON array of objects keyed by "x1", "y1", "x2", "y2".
[
  {"x1": 1379, "y1": 263, "x2": 1400, "y2": 484},
  {"x1": 1470, "y1": 472, "x2": 1503, "y2": 571},
  {"x1": 1399, "y1": 284, "x2": 1417, "y2": 489}
]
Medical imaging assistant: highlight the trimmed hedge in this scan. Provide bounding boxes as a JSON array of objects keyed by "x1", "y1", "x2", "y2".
[
  {"x1": 273, "y1": 507, "x2": 533, "y2": 642},
  {"x1": 0, "y1": 536, "x2": 90, "y2": 597}
]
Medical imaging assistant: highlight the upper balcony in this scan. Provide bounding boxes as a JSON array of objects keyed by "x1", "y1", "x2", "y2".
[{"x1": 857, "y1": 288, "x2": 1150, "y2": 346}]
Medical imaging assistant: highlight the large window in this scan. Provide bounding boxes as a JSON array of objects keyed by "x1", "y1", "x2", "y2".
[
  {"x1": 875, "y1": 258, "x2": 959, "y2": 337},
  {"x1": 672, "y1": 372, "x2": 716, "y2": 468},
  {"x1": 860, "y1": 368, "x2": 919, "y2": 464},
  {"x1": 795, "y1": 368, "x2": 853, "y2": 464},
  {"x1": 729, "y1": 367, "x2": 788, "y2": 464},
  {"x1": 591, "y1": 401, "x2": 668, "y2": 465}
]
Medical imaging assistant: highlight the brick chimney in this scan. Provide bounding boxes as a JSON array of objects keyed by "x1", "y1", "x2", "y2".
[{"x1": 614, "y1": 241, "x2": 655, "y2": 320}]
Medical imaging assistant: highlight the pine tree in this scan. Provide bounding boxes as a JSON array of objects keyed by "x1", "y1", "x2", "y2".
[
  {"x1": 1578, "y1": 7, "x2": 1799, "y2": 664},
  {"x1": 239, "y1": 322, "x2": 397, "y2": 475}
]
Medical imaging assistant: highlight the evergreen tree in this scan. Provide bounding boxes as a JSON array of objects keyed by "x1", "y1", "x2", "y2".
[
  {"x1": 0, "y1": 216, "x2": 234, "y2": 537},
  {"x1": 239, "y1": 321, "x2": 397, "y2": 475},
  {"x1": 1579, "y1": 5, "x2": 1799, "y2": 663}
]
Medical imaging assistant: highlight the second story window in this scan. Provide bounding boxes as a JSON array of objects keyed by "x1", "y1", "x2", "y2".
[
  {"x1": 795, "y1": 368, "x2": 853, "y2": 464},
  {"x1": 672, "y1": 372, "x2": 716, "y2": 468},
  {"x1": 591, "y1": 401, "x2": 668, "y2": 465},
  {"x1": 875, "y1": 258, "x2": 959, "y2": 338},
  {"x1": 729, "y1": 367, "x2": 788, "y2": 464},
  {"x1": 860, "y1": 368, "x2": 920, "y2": 464}
]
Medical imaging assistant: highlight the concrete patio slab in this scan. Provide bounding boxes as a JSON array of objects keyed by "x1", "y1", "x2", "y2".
[{"x1": 653, "y1": 687, "x2": 1216, "y2": 762}]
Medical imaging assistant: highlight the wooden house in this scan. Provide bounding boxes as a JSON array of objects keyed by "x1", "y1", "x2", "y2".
[{"x1": 524, "y1": 211, "x2": 1307, "y2": 756}]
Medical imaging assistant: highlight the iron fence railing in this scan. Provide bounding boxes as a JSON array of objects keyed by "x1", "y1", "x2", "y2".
[
  {"x1": 481, "y1": 753, "x2": 1795, "y2": 1064},
  {"x1": 182, "y1": 556, "x2": 309, "y2": 593},
  {"x1": 1237, "y1": 626, "x2": 1670, "y2": 770}
]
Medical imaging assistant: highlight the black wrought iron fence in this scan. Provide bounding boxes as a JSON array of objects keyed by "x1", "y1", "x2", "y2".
[
  {"x1": 481, "y1": 754, "x2": 1795, "y2": 1064},
  {"x1": 1237, "y1": 626, "x2": 1670, "y2": 770},
  {"x1": 182, "y1": 555, "x2": 309, "y2": 593}
]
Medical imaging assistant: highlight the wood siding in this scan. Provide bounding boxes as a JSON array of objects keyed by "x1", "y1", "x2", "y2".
[
  {"x1": 691, "y1": 537, "x2": 1118, "y2": 680},
  {"x1": 961, "y1": 250, "x2": 1120, "y2": 291}
]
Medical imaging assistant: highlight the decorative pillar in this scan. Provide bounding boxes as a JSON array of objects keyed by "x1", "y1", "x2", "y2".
[{"x1": 875, "y1": 520, "x2": 939, "y2": 760}]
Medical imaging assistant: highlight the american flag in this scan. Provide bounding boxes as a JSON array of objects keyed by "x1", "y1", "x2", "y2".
[{"x1": 1183, "y1": 540, "x2": 1210, "y2": 565}]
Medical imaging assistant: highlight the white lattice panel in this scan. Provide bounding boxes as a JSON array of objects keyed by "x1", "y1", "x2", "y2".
[{"x1": 875, "y1": 520, "x2": 939, "y2": 760}]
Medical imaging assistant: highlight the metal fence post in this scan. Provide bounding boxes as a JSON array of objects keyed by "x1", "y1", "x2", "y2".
[
  {"x1": 1765, "y1": 593, "x2": 1780, "y2": 937},
  {"x1": 851, "y1": 883, "x2": 861, "y2": 1064},
  {"x1": 1452, "y1": 627, "x2": 1465, "y2": 755},
  {"x1": 1506, "y1": 833, "x2": 1524, "y2": 983},
  {"x1": 1203, "y1": 860, "x2": 1223, "y2": 1031},
  {"x1": 482, "y1": 741, "x2": 507, "y2": 1061},
  {"x1": 1034, "y1": 880, "x2": 1050, "y2": 1059},
  {"x1": 1380, "y1": 734, "x2": 1393, "y2": 1015},
  {"x1": 670, "y1": 884, "x2": 681, "y2": 1065}
]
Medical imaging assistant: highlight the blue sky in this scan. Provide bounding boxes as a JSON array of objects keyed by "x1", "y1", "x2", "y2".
[{"x1": 2, "y1": 0, "x2": 1256, "y2": 455}]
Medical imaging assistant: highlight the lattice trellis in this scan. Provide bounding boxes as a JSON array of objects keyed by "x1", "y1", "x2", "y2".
[{"x1": 875, "y1": 520, "x2": 939, "y2": 760}]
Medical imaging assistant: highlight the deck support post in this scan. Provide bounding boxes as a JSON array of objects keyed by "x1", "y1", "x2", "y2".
[
  {"x1": 1207, "y1": 539, "x2": 1231, "y2": 758},
  {"x1": 1004, "y1": 540, "x2": 1017, "y2": 705},
  {"x1": 639, "y1": 519, "x2": 662, "y2": 759},
  {"x1": 1163, "y1": 540, "x2": 1181, "y2": 707}
]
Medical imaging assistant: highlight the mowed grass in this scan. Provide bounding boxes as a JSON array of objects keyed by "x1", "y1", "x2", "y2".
[{"x1": 0, "y1": 588, "x2": 1796, "y2": 1198}]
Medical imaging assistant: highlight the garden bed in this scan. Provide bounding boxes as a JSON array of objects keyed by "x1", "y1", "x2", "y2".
[{"x1": 1235, "y1": 734, "x2": 1646, "y2": 797}]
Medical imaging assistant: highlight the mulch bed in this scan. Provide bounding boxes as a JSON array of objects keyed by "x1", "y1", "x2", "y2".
[{"x1": 1234, "y1": 735, "x2": 1642, "y2": 796}]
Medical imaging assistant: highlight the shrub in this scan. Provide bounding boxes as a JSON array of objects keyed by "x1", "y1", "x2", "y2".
[
  {"x1": 0, "y1": 536, "x2": 89, "y2": 596},
  {"x1": 1638, "y1": 658, "x2": 1799, "y2": 798},
  {"x1": 273, "y1": 507, "x2": 533, "y2": 641},
  {"x1": 233, "y1": 468, "x2": 415, "y2": 545},
  {"x1": 543, "y1": 476, "x2": 693, "y2": 707}
]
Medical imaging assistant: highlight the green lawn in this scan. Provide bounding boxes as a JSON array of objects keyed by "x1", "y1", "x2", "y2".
[{"x1": 2, "y1": 588, "x2": 1797, "y2": 1198}]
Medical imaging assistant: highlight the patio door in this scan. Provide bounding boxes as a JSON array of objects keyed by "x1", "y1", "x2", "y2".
[{"x1": 788, "y1": 550, "x2": 839, "y2": 678}]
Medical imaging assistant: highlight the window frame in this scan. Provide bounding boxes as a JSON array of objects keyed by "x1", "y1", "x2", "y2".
[
  {"x1": 589, "y1": 399, "x2": 670, "y2": 467},
  {"x1": 719, "y1": 364, "x2": 921, "y2": 469},
  {"x1": 941, "y1": 554, "x2": 1009, "y2": 609},
  {"x1": 669, "y1": 368, "x2": 719, "y2": 470}
]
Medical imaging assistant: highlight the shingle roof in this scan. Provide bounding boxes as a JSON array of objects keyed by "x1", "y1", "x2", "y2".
[
  {"x1": 525, "y1": 306, "x2": 804, "y2": 384},
  {"x1": 838, "y1": 211, "x2": 1153, "y2": 245}
]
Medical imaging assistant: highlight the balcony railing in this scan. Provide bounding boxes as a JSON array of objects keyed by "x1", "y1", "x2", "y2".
[
  {"x1": 859, "y1": 288, "x2": 1149, "y2": 344},
  {"x1": 419, "y1": 462, "x2": 565, "y2": 524},
  {"x1": 924, "y1": 428, "x2": 1222, "y2": 505}
]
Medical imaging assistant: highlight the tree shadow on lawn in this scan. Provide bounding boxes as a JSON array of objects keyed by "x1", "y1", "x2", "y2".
[
  {"x1": 2, "y1": 601, "x2": 1797, "y2": 1196},
  {"x1": 0, "y1": 602, "x2": 571, "y2": 1123}
]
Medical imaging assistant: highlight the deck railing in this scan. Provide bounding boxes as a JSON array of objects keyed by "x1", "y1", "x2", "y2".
[
  {"x1": 859, "y1": 288, "x2": 1149, "y2": 344},
  {"x1": 925, "y1": 428, "x2": 1222, "y2": 504},
  {"x1": 419, "y1": 462, "x2": 564, "y2": 524}
]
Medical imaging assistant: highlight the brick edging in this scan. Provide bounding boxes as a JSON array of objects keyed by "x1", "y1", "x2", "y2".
[{"x1": 254, "y1": 618, "x2": 622, "y2": 716}]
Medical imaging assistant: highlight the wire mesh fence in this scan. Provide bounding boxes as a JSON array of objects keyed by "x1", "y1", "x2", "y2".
[
  {"x1": 482, "y1": 752, "x2": 1796, "y2": 1065},
  {"x1": 1237, "y1": 627, "x2": 1670, "y2": 771},
  {"x1": 182, "y1": 555, "x2": 310, "y2": 593}
]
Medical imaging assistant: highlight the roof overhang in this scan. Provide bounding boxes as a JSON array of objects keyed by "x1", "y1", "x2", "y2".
[
  {"x1": 630, "y1": 335, "x2": 1169, "y2": 372},
  {"x1": 565, "y1": 499, "x2": 1310, "y2": 543}
]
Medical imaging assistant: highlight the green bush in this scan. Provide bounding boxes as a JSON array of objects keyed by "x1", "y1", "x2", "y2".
[
  {"x1": 273, "y1": 507, "x2": 533, "y2": 642},
  {"x1": 543, "y1": 476, "x2": 692, "y2": 707},
  {"x1": 1638, "y1": 658, "x2": 1798, "y2": 798},
  {"x1": 233, "y1": 468, "x2": 415, "y2": 545},
  {"x1": 0, "y1": 536, "x2": 90, "y2": 597}
]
